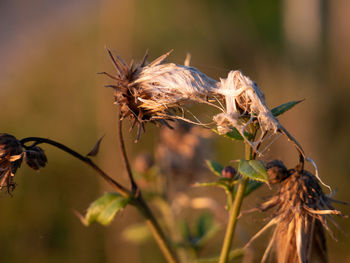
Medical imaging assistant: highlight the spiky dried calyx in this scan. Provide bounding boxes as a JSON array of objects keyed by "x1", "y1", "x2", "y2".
[
  {"x1": 247, "y1": 161, "x2": 345, "y2": 263},
  {"x1": 102, "y1": 49, "x2": 166, "y2": 140}
]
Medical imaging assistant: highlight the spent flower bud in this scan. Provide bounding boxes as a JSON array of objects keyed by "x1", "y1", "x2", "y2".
[
  {"x1": 221, "y1": 166, "x2": 237, "y2": 179},
  {"x1": 24, "y1": 146, "x2": 47, "y2": 170}
]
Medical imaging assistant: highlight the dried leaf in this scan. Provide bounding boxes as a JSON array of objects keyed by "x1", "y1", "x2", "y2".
[{"x1": 87, "y1": 135, "x2": 105, "y2": 157}]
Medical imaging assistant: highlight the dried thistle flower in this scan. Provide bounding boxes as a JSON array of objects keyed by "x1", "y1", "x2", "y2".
[
  {"x1": 214, "y1": 70, "x2": 304, "y2": 157},
  {"x1": 102, "y1": 49, "x2": 218, "y2": 140},
  {"x1": 214, "y1": 70, "x2": 278, "y2": 137},
  {"x1": 213, "y1": 70, "x2": 329, "y2": 188},
  {"x1": 246, "y1": 161, "x2": 346, "y2": 263},
  {"x1": 0, "y1": 134, "x2": 23, "y2": 192}
]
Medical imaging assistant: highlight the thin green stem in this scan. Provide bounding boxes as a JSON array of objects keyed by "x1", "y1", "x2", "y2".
[{"x1": 218, "y1": 140, "x2": 255, "y2": 263}]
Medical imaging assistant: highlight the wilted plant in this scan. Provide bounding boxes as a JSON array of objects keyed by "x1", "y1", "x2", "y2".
[{"x1": 1, "y1": 49, "x2": 346, "y2": 263}]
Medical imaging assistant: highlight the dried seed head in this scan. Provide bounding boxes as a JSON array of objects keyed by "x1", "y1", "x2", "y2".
[
  {"x1": 214, "y1": 70, "x2": 279, "y2": 151},
  {"x1": 0, "y1": 133, "x2": 23, "y2": 192},
  {"x1": 103, "y1": 49, "x2": 218, "y2": 141},
  {"x1": 247, "y1": 161, "x2": 345, "y2": 263},
  {"x1": 266, "y1": 160, "x2": 288, "y2": 184},
  {"x1": 221, "y1": 166, "x2": 237, "y2": 179},
  {"x1": 24, "y1": 146, "x2": 47, "y2": 170}
]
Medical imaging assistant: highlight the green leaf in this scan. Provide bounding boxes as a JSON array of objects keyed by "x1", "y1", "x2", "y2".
[
  {"x1": 82, "y1": 193, "x2": 130, "y2": 226},
  {"x1": 238, "y1": 160, "x2": 269, "y2": 183},
  {"x1": 271, "y1": 100, "x2": 304, "y2": 117},
  {"x1": 212, "y1": 128, "x2": 253, "y2": 141},
  {"x1": 244, "y1": 181, "x2": 263, "y2": 197},
  {"x1": 206, "y1": 160, "x2": 224, "y2": 177}
]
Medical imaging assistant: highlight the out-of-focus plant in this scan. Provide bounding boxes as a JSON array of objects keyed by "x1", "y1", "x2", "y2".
[{"x1": 1, "y1": 49, "x2": 346, "y2": 263}]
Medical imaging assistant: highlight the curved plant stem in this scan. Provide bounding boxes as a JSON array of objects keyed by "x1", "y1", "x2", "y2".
[
  {"x1": 20, "y1": 137, "x2": 130, "y2": 197},
  {"x1": 219, "y1": 140, "x2": 254, "y2": 263}
]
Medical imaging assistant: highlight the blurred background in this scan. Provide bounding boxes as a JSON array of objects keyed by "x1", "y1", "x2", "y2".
[{"x1": 0, "y1": 0, "x2": 349, "y2": 262}]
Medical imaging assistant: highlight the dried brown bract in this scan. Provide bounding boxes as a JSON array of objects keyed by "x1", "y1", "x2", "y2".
[
  {"x1": 0, "y1": 134, "x2": 23, "y2": 192},
  {"x1": 246, "y1": 161, "x2": 346, "y2": 263}
]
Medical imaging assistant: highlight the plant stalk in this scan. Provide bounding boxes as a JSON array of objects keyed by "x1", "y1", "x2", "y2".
[
  {"x1": 117, "y1": 116, "x2": 179, "y2": 263},
  {"x1": 135, "y1": 195, "x2": 179, "y2": 263},
  {"x1": 218, "y1": 142, "x2": 254, "y2": 263}
]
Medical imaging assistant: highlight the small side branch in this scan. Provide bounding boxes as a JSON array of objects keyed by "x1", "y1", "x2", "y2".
[{"x1": 20, "y1": 137, "x2": 130, "y2": 197}]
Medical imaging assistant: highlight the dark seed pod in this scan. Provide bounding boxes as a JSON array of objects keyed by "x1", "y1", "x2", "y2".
[
  {"x1": 221, "y1": 166, "x2": 237, "y2": 179},
  {"x1": 24, "y1": 146, "x2": 47, "y2": 170},
  {"x1": 266, "y1": 160, "x2": 288, "y2": 184}
]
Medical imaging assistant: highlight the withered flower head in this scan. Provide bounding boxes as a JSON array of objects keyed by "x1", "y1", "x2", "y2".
[
  {"x1": 24, "y1": 146, "x2": 47, "y2": 170},
  {"x1": 101, "y1": 49, "x2": 218, "y2": 141},
  {"x1": 0, "y1": 134, "x2": 48, "y2": 193},
  {"x1": 246, "y1": 161, "x2": 346, "y2": 263},
  {"x1": 0, "y1": 133, "x2": 23, "y2": 192},
  {"x1": 214, "y1": 70, "x2": 279, "y2": 140}
]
